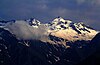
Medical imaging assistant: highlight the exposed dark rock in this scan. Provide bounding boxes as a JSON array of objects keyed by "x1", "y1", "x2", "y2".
[{"x1": 0, "y1": 28, "x2": 100, "y2": 65}]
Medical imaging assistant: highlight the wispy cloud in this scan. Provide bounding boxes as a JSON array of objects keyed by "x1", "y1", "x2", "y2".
[
  {"x1": 0, "y1": 0, "x2": 100, "y2": 30},
  {"x1": 6, "y1": 20, "x2": 48, "y2": 40},
  {"x1": 51, "y1": 8, "x2": 70, "y2": 17},
  {"x1": 76, "y1": 0, "x2": 86, "y2": 5}
]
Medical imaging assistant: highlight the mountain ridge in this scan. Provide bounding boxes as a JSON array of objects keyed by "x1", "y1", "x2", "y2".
[
  {"x1": 0, "y1": 17, "x2": 98, "y2": 43},
  {"x1": 0, "y1": 17, "x2": 99, "y2": 65},
  {"x1": 0, "y1": 27, "x2": 100, "y2": 65}
]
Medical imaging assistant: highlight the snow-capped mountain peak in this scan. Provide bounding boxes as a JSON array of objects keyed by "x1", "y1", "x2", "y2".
[
  {"x1": 48, "y1": 17, "x2": 73, "y2": 31},
  {"x1": 52, "y1": 17, "x2": 72, "y2": 25},
  {"x1": 0, "y1": 17, "x2": 98, "y2": 42},
  {"x1": 26, "y1": 18, "x2": 41, "y2": 28},
  {"x1": 47, "y1": 17, "x2": 98, "y2": 41}
]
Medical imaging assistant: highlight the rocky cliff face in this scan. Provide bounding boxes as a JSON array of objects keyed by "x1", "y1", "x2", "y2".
[
  {"x1": 0, "y1": 17, "x2": 99, "y2": 65},
  {"x1": 0, "y1": 27, "x2": 99, "y2": 65},
  {"x1": 77, "y1": 33, "x2": 100, "y2": 65}
]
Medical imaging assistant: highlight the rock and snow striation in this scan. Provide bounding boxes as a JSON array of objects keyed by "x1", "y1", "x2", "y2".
[
  {"x1": 0, "y1": 17, "x2": 98, "y2": 42},
  {"x1": 0, "y1": 17, "x2": 99, "y2": 65},
  {"x1": 47, "y1": 17, "x2": 98, "y2": 41},
  {"x1": 26, "y1": 18, "x2": 41, "y2": 28}
]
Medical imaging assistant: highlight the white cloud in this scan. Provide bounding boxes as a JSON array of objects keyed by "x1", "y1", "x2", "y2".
[
  {"x1": 6, "y1": 20, "x2": 48, "y2": 40},
  {"x1": 37, "y1": 0, "x2": 49, "y2": 4},
  {"x1": 36, "y1": 4, "x2": 48, "y2": 11},
  {"x1": 76, "y1": 0, "x2": 100, "y2": 5},
  {"x1": 92, "y1": 0, "x2": 100, "y2": 5},
  {"x1": 33, "y1": 0, "x2": 49, "y2": 11},
  {"x1": 76, "y1": 0, "x2": 86, "y2": 5},
  {"x1": 51, "y1": 8, "x2": 71, "y2": 17}
]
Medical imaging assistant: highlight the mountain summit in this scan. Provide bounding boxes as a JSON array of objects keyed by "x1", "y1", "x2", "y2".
[
  {"x1": 0, "y1": 17, "x2": 98, "y2": 42},
  {"x1": 47, "y1": 17, "x2": 98, "y2": 41},
  {"x1": 0, "y1": 17, "x2": 99, "y2": 65}
]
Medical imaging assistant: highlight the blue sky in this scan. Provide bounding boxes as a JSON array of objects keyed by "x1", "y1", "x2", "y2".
[{"x1": 0, "y1": 0, "x2": 100, "y2": 30}]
